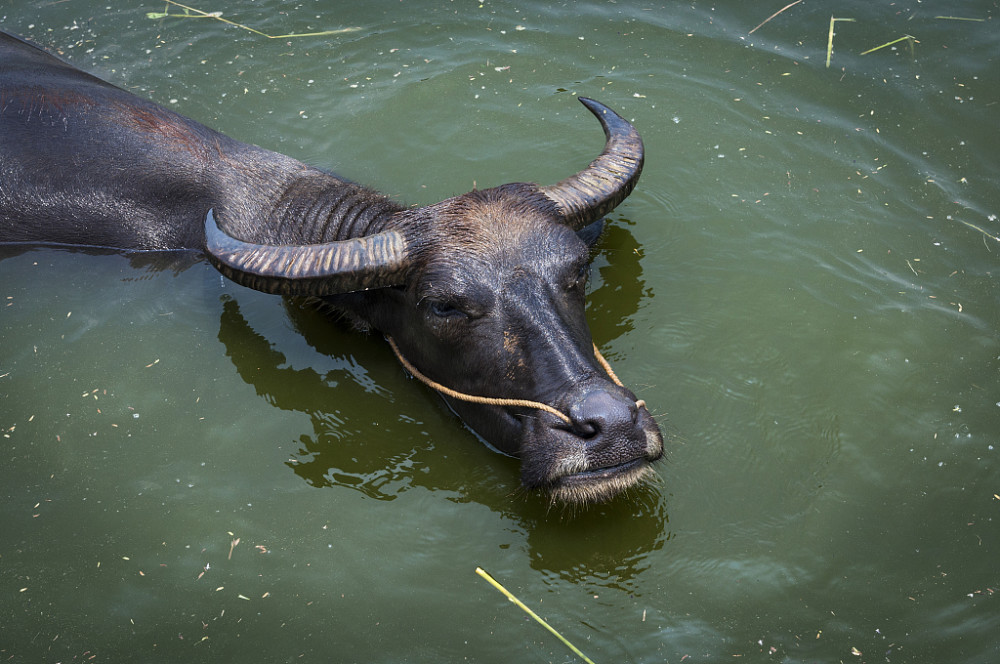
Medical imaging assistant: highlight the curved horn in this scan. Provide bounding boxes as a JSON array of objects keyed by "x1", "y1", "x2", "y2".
[
  {"x1": 540, "y1": 97, "x2": 644, "y2": 231},
  {"x1": 203, "y1": 209, "x2": 409, "y2": 296}
]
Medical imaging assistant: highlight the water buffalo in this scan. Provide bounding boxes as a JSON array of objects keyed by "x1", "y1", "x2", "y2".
[{"x1": 0, "y1": 30, "x2": 663, "y2": 504}]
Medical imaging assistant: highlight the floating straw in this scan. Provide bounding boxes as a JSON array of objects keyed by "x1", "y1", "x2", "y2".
[
  {"x1": 954, "y1": 218, "x2": 1000, "y2": 243},
  {"x1": 476, "y1": 567, "x2": 597, "y2": 664},
  {"x1": 860, "y1": 34, "x2": 918, "y2": 56},
  {"x1": 826, "y1": 16, "x2": 857, "y2": 68},
  {"x1": 748, "y1": 0, "x2": 803, "y2": 35},
  {"x1": 148, "y1": 0, "x2": 360, "y2": 39}
]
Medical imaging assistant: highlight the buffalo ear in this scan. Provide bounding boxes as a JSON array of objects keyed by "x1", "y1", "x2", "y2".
[{"x1": 576, "y1": 218, "x2": 605, "y2": 248}]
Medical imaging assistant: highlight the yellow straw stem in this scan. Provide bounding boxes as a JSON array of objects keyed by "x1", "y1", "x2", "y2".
[
  {"x1": 826, "y1": 17, "x2": 857, "y2": 68},
  {"x1": 954, "y1": 218, "x2": 1000, "y2": 242},
  {"x1": 748, "y1": 0, "x2": 803, "y2": 35},
  {"x1": 476, "y1": 567, "x2": 597, "y2": 664},
  {"x1": 154, "y1": 0, "x2": 360, "y2": 39},
  {"x1": 860, "y1": 34, "x2": 918, "y2": 56}
]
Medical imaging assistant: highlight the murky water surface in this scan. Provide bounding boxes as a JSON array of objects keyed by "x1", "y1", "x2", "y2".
[{"x1": 2, "y1": 2, "x2": 999, "y2": 662}]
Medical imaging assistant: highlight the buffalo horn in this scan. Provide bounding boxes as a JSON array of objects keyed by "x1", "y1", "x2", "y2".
[
  {"x1": 203, "y1": 209, "x2": 410, "y2": 296},
  {"x1": 541, "y1": 97, "x2": 645, "y2": 231}
]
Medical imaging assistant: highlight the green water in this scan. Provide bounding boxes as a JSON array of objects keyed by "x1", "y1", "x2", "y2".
[{"x1": 2, "y1": 2, "x2": 999, "y2": 662}]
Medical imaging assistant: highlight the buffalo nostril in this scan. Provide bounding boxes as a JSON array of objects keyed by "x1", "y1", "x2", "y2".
[{"x1": 569, "y1": 389, "x2": 637, "y2": 441}]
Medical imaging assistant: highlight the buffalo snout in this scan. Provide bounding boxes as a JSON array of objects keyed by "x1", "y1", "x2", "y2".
[{"x1": 517, "y1": 378, "x2": 663, "y2": 505}]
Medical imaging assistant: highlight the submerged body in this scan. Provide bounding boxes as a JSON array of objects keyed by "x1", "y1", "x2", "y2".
[{"x1": 0, "y1": 30, "x2": 663, "y2": 504}]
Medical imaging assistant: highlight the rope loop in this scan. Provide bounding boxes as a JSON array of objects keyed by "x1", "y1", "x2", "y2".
[{"x1": 386, "y1": 336, "x2": 647, "y2": 425}]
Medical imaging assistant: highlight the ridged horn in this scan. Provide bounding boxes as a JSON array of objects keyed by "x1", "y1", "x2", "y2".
[
  {"x1": 203, "y1": 209, "x2": 410, "y2": 296},
  {"x1": 540, "y1": 97, "x2": 644, "y2": 231}
]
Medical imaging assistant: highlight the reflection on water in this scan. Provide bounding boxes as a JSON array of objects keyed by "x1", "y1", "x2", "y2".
[
  {"x1": 586, "y1": 220, "x2": 649, "y2": 343},
  {"x1": 219, "y1": 294, "x2": 433, "y2": 501},
  {"x1": 217, "y1": 292, "x2": 671, "y2": 592}
]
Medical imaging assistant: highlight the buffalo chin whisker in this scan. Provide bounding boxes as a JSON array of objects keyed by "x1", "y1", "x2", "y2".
[{"x1": 548, "y1": 462, "x2": 655, "y2": 506}]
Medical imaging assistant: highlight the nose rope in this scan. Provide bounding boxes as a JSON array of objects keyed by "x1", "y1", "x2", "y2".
[
  {"x1": 590, "y1": 344, "x2": 647, "y2": 412},
  {"x1": 385, "y1": 336, "x2": 646, "y2": 425}
]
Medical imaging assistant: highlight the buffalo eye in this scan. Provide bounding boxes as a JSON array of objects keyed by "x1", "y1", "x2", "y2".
[
  {"x1": 570, "y1": 263, "x2": 591, "y2": 290},
  {"x1": 428, "y1": 300, "x2": 467, "y2": 319}
]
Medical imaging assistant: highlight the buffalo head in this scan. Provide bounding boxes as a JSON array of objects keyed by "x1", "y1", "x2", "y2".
[{"x1": 205, "y1": 98, "x2": 664, "y2": 504}]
